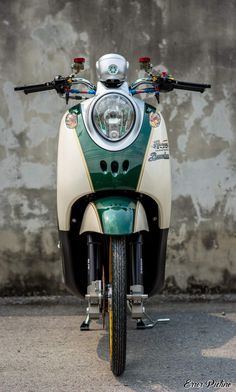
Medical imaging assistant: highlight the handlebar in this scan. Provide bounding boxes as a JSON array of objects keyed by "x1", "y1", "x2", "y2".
[
  {"x1": 14, "y1": 74, "x2": 211, "y2": 102},
  {"x1": 153, "y1": 77, "x2": 211, "y2": 94},
  {"x1": 129, "y1": 76, "x2": 211, "y2": 96},
  {"x1": 14, "y1": 76, "x2": 97, "y2": 96}
]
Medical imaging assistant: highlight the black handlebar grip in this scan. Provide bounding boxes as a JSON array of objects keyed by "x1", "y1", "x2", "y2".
[
  {"x1": 24, "y1": 84, "x2": 55, "y2": 94},
  {"x1": 174, "y1": 80, "x2": 211, "y2": 91},
  {"x1": 173, "y1": 84, "x2": 206, "y2": 93},
  {"x1": 14, "y1": 82, "x2": 55, "y2": 94},
  {"x1": 175, "y1": 80, "x2": 211, "y2": 89},
  {"x1": 14, "y1": 83, "x2": 49, "y2": 91},
  {"x1": 14, "y1": 86, "x2": 28, "y2": 91}
]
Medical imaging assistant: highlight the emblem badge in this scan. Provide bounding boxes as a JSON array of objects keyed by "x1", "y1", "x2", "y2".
[
  {"x1": 108, "y1": 64, "x2": 119, "y2": 75},
  {"x1": 149, "y1": 112, "x2": 161, "y2": 128},
  {"x1": 148, "y1": 139, "x2": 169, "y2": 161}
]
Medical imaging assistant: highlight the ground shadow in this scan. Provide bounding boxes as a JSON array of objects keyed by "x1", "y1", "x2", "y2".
[{"x1": 97, "y1": 303, "x2": 236, "y2": 391}]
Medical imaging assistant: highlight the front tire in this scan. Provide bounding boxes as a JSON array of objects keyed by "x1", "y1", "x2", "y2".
[{"x1": 109, "y1": 236, "x2": 127, "y2": 376}]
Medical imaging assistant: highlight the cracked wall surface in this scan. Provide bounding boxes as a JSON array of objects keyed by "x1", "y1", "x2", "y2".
[{"x1": 0, "y1": 0, "x2": 235, "y2": 294}]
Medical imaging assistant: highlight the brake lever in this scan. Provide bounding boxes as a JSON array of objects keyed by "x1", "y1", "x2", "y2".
[{"x1": 153, "y1": 76, "x2": 175, "y2": 93}]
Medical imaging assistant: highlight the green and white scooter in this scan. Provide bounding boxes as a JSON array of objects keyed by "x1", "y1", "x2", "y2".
[{"x1": 15, "y1": 54, "x2": 210, "y2": 376}]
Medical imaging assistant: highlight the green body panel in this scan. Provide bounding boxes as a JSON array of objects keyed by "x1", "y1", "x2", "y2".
[
  {"x1": 94, "y1": 196, "x2": 136, "y2": 235},
  {"x1": 69, "y1": 102, "x2": 155, "y2": 191}
]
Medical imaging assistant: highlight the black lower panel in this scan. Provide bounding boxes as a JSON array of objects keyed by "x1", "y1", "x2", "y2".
[
  {"x1": 59, "y1": 228, "x2": 168, "y2": 298},
  {"x1": 59, "y1": 230, "x2": 87, "y2": 297},
  {"x1": 142, "y1": 228, "x2": 168, "y2": 296},
  {"x1": 59, "y1": 191, "x2": 169, "y2": 298}
]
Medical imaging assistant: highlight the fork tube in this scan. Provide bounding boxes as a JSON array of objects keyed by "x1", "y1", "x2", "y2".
[
  {"x1": 87, "y1": 234, "x2": 95, "y2": 285},
  {"x1": 135, "y1": 233, "x2": 143, "y2": 286},
  {"x1": 130, "y1": 233, "x2": 143, "y2": 288},
  {"x1": 87, "y1": 234, "x2": 101, "y2": 286}
]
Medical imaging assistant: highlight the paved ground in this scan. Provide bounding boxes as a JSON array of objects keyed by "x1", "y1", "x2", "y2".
[{"x1": 0, "y1": 298, "x2": 235, "y2": 392}]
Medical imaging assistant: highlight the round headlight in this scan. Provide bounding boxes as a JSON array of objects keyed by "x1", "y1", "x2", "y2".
[{"x1": 92, "y1": 93, "x2": 135, "y2": 141}]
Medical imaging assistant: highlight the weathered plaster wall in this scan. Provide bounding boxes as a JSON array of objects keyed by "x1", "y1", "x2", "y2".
[{"x1": 0, "y1": 0, "x2": 235, "y2": 294}]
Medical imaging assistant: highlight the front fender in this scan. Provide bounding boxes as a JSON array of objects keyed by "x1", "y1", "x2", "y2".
[{"x1": 80, "y1": 196, "x2": 149, "y2": 235}]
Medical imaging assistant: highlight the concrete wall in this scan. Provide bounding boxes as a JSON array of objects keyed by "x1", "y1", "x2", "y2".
[{"x1": 0, "y1": 0, "x2": 235, "y2": 294}]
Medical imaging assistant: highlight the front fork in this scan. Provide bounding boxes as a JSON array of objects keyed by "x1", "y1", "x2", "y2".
[
  {"x1": 128, "y1": 233, "x2": 170, "y2": 328},
  {"x1": 80, "y1": 234, "x2": 103, "y2": 330},
  {"x1": 128, "y1": 233, "x2": 147, "y2": 325},
  {"x1": 80, "y1": 232, "x2": 169, "y2": 331}
]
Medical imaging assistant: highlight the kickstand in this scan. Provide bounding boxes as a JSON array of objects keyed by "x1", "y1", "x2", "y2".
[
  {"x1": 80, "y1": 314, "x2": 90, "y2": 331},
  {"x1": 136, "y1": 312, "x2": 170, "y2": 329}
]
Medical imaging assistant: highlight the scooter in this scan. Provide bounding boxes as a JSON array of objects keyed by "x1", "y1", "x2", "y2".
[{"x1": 15, "y1": 54, "x2": 211, "y2": 376}]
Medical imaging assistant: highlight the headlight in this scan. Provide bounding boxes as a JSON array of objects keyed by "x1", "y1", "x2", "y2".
[{"x1": 92, "y1": 93, "x2": 135, "y2": 141}]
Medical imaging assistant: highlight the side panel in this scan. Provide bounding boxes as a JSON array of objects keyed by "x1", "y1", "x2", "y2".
[
  {"x1": 57, "y1": 111, "x2": 94, "y2": 230},
  {"x1": 137, "y1": 113, "x2": 171, "y2": 229}
]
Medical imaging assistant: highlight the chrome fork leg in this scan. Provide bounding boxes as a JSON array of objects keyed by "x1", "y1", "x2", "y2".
[
  {"x1": 127, "y1": 295, "x2": 170, "y2": 329},
  {"x1": 129, "y1": 233, "x2": 170, "y2": 329}
]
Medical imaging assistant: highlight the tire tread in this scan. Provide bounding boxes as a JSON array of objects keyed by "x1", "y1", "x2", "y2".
[{"x1": 111, "y1": 236, "x2": 127, "y2": 376}]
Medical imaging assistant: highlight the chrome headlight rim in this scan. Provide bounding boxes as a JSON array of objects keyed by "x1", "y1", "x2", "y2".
[
  {"x1": 82, "y1": 89, "x2": 144, "y2": 152},
  {"x1": 91, "y1": 92, "x2": 136, "y2": 142}
]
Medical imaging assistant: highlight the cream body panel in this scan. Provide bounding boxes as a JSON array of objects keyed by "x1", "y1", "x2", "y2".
[
  {"x1": 137, "y1": 112, "x2": 171, "y2": 229},
  {"x1": 79, "y1": 203, "x2": 103, "y2": 234},
  {"x1": 57, "y1": 112, "x2": 94, "y2": 231},
  {"x1": 133, "y1": 201, "x2": 149, "y2": 232}
]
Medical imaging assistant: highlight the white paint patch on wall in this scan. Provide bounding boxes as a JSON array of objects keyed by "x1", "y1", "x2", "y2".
[
  {"x1": 153, "y1": 0, "x2": 168, "y2": 25},
  {"x1": 0, "y1": 157, "x2": 56, "y2": 191},
  {"x1": 78, "y1": 31, "x2": 90, "y2": 67},
  {"x1": 201, "y1": 98, "x2": 234, "y2": 141},
  {"x1": 131, "y1": 1, "x2": 141, "y2": 14},
  {"x1": 19, "y1": 162, "x2": 56, "y2": 189},
  {"x1": 184, "y1": 92, "x2": 209, "y2": 130},
  {"x1": 7, "y1": 192, "x2": 52, "y2": 233},
  {"x1": 158, "y1": 38, "x2": 168, "y2": 57},
  {"x1": 0, "y1": 154, "x2": 19, "y2": 191},
  {"x1": 3, "y1": 81, "x2": 26, "y2": 134},
  {"x1": 177, "y1": 134, "x2": 188, "y2": 153},
  {"x1": 27, "y1": 117, "x2": 56, "y2": 148},
  {"x1": 0, "y1": 119, "x2": 20, "y2": 149},
  {"x1": 142, "y1": 32, "x2": 150, "y2": 42},
  {"x1": 31, "y1": 15, "x2": 78, "y2": 50},
  {"x1": 28, "y1": 93, "x2": 63, "y2": 115},
  {"x1": 172, "y1": 150, "x2": 236, "y2": 222}
]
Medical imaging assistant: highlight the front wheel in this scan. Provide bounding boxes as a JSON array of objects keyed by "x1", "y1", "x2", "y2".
[{"x1": 109, "y1": 236, "x2": 127, "y2": 376}]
